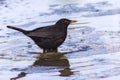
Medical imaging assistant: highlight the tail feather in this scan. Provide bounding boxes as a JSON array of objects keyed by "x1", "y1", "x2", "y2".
[{"x1": 7, "y1": 26, "x2": 29, "y2": 34}]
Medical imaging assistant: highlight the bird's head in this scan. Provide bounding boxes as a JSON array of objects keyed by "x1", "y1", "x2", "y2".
[{"x1": 56, "y1": 18, "x2": 77, "y2": 27}]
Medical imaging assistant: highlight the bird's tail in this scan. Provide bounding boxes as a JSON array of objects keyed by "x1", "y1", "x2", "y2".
[{"x1": 7, "y1": 26, "x2": 29, "y2": 34}]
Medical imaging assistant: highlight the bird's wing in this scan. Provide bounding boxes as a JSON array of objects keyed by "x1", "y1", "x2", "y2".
[
  {"x1": 27, "y1": 27, "x2": 55, "y2": 38},
  {"x1": 27, "y1": 31, "x2": 53, "y2": 38}
]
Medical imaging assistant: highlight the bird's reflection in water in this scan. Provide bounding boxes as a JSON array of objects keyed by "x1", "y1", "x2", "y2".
[
  {"x1": 33, "y1": 52, "x2": 70, "y2": 66},
  {"x1": 59, "y1": 67, "x2": 73, "y2": 76},
  {"x1": 10, "y1": 52, "x2": 74, "y2": 80},
  {"x1": 10, "y1": 72, "x2": 26, "y2": 80}
]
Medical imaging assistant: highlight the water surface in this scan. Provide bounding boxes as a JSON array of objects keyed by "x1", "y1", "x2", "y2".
[{"x1": 0, "y1": 0, "x2": 120, "y2": 80}]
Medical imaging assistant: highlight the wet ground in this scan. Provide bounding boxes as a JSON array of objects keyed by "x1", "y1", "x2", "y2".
[{"x1": 0, "y1": 0, "x2": 120, "y2": 80}]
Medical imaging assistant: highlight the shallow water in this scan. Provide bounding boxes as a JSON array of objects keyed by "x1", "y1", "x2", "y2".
[{"x1": 0, "y1": 0, "x2": 120, "y2": 80}]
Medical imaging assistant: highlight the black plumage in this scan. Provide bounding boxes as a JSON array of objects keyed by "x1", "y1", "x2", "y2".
[{"x1": 7, "y1": 18, "x2": 77, "y2": 53}]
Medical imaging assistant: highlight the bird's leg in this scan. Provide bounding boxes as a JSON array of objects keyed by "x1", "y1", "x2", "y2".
[
  {"x1": 43, "y1": 48, "x2": 58, "y2": 53},
  {"x1": 43, "y1": 49, "x2": 49, "y2": 53},
  {"x1": 51, "y1": 48, "x2": 58, "y2": 53}
]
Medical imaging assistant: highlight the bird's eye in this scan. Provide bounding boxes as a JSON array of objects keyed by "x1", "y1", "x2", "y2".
[{"x1": 64, "y1": 20, "x2": 69, "y2": 24}]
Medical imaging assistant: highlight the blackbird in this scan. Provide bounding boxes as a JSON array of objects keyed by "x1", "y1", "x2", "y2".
[{"x1": 7, "y1": 18, "x2": 77, "y2": 53}]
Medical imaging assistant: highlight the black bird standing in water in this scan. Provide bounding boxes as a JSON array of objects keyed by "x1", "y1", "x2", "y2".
[{"x1": 7, "y1": 18, "x2": 77, "y2": 53}]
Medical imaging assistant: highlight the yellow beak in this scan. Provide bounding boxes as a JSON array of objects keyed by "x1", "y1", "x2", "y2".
[{"x1": 70, "y1": 20, "x2": 77, "y2": 23}]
